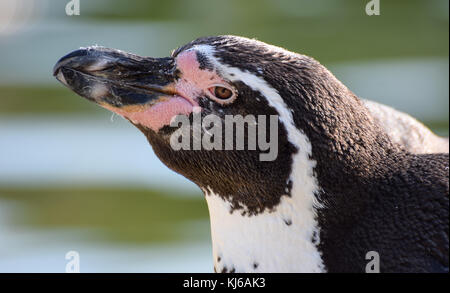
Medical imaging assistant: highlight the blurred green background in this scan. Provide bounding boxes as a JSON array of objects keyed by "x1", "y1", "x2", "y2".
[{"x1": 0, "y1": 0, "x2": 448, "y2": 272}]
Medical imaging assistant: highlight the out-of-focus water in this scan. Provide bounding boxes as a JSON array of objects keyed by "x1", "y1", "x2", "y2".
[
  {"x1": 0, "y1": 201, "x2": 211, "y2": 273},
  {"x1": 0, "y1": 115, "x2": 198, "y2": 190}
]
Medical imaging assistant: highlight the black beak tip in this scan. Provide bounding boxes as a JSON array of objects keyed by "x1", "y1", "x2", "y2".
[
  {"x1": 52, "y1": 63, "x2": 60, "y2": 77},
  {"x1": 53, "y1": 48, "x2": 89, "y2": 76}
]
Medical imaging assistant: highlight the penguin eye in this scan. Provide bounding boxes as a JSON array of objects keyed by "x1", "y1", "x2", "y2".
[
  {"x1": 208, "y1": 85, "x2": 236, "y2": 104},
  {"x1": 214, "y1": 86, "x2": 232, "y2": 99}
]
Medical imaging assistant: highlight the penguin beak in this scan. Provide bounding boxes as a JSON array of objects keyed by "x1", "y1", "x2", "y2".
[{"x1": 53, "y1": 47, "x2": 177, "y2": 110}]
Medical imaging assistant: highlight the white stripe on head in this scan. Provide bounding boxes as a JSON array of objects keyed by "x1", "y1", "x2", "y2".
[{"x1": 191, "y1": 45, "x2": 325, "y2": 272}]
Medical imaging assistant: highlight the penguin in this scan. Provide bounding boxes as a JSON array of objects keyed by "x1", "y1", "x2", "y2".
[{"x1": 53, "y1": 35, "x2": 449, "y2": 273}]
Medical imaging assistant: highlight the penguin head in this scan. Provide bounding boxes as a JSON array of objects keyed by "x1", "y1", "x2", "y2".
[{"x1": 53, "y1": 35, "x2": 387, "y2": 215}]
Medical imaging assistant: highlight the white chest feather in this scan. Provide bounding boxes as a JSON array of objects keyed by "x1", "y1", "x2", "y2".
[{"x1": 205, "y1": 192, "x2": 325, "y2": 273}]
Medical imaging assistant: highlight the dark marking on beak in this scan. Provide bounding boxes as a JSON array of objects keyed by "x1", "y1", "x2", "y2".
[{"x1": 53, "y1": 46, "x2": 177, "y2": 108}]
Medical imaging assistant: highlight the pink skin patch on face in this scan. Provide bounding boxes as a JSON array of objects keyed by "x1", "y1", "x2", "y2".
[
  {"x1": 175, "y1": 50, "x2": 227, "y2": 99},
  {"x1": 102, "y1": 96, "x2": 193, "y2": 131},
  {"x1": 102, "y1": 49, "x2": 228, "y2": 132}
]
